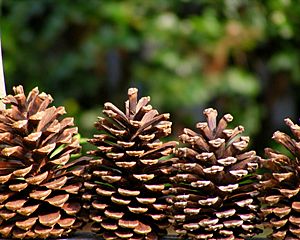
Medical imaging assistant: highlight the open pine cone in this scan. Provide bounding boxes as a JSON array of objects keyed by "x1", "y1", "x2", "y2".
[
  {"x1": 83, "y1": 88, "x2": 177, "y2": 240},
  {"x1": 167, "y1": 108, "x2": 261, "y2": 239},
  {"x1": 260, "y1": 118, "x2": 300, "y2": 239},
  {"x1": 0, "y1": 86, "x2": 83, "y2": 238}
]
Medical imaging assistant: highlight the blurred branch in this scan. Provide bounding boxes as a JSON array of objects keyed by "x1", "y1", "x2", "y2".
[
  {"x1": 0, "y1": 36, "x2": 6, "y2": 109},
  {"x1": 0, "y1": 0, "x2": 6, "y2": 109}
]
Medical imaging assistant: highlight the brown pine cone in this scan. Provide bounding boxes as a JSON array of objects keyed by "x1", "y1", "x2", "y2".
[
  {"x1": 83, "y1": 88, "x2": 177, "y2": 240},
  {"x1": 167, "y1": 108, "x2": 261, "y2": 239},
  {"x1": 0, "y1": 86, "x2": 83, "y2": 238},
  {"x1": 260, "y1": 118, "x2": 300, "y2": 239}
]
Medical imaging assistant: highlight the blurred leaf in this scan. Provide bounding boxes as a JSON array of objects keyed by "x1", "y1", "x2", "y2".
[{"x1": 224, "y1": 68, "x2": 260, "y2": 97}]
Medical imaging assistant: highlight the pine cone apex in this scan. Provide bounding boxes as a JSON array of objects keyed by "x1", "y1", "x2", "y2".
[
  {"x1": 285, "y1": 118, "x2": 300, "y2": 138},
  {"x1": 203, "y1": 107, "x2": 217, "y2": 116},
  {"x1": 128, "y1": 87, "x2": 138, "y2": 96},
  {"x1": 272, "y1": 130, "x2": 284, "y2": 140},
  {"x1": 3, "y1": 85, "x2": 54, "y2": 106},
  {"x1": 271, "y1": 119, "x2": 300, "y2": 157},
  {"x1": 284, "y1": 117, "x2": 294, "y2": 127}
]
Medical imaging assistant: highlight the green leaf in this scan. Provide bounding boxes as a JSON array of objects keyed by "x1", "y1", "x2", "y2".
[
  {"x1": 50, "y1": 144, "x2": 66, "y2": 159},
  {"x1": 94, "y1": 181, "x2": 116, "y2": 189},
  {"x1": 224, "y1": 68, "x2": 260, "y2": 97}
]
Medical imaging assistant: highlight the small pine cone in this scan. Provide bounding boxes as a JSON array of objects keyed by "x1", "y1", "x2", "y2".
[
  {"x1": 260, "y1": 118, "x2": 300, "y2": 239},
  {"x1": 167, "y1": 108, "x2": 261, "y2": 239},
  {"x1": 0, "y1": 86, "x2": 83, "y2": 239},
  {"x1": 83, "y1": 88, "x2": 177, "y2": 240}
]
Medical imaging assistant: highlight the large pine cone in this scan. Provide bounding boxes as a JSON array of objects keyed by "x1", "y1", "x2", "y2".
[
  {"x1": 0, "y1": 86, "x2": 82, "y2": 238},
  {"x1": 83, "y1": 88, "x2": 177, "y2": 240},
  {"x1": 260, "y1": 118, "x2": 300, "y2": 239},
  {"x1": 167, "y1": 108, "x2": 261, "y2": 239}
]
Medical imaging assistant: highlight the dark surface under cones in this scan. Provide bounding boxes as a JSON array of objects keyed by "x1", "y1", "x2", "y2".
[
  {"x1": 165, "y1": 108, "x2": 261, "y2": 239},
  {"x1": 83, "y1": 88, "x2": 177, "y2": 239},
  {"x1": 259, "y1": 118, "x2": 300, "y2": 240},
  {"x1": 0, "y1": 232, "x2": 263, "y2": 239},
  {"x1": 0, "y1": 86, "x2": 83, "y2": 239}
]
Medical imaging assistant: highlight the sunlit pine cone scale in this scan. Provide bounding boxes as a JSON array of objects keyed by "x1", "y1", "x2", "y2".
[
  {"x1": 168, "y1": 108, "x2": 261, "y2": 239},
  {"x1": 0, "y1": 86, "x2": 82, "y2": 239},
  {"x1": 260, "y1": 118, "x2": 300, "y2": 240},
  {"x1": 83, "y1": 88, "x2": 177, "y2": 240}
]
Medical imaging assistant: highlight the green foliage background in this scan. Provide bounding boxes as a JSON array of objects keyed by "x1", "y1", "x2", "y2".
[{"x1": 1, "y1": 0, "x2": 300, "y2": 153}]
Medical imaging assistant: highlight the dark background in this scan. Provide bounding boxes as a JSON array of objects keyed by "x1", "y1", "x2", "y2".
[{"x1": 2, "y1": 0, "x2": 300, "y2": 154}]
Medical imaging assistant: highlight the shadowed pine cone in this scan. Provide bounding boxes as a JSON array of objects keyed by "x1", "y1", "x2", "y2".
[
  {"x1": 260, "y1": 118, "x2": 300, "y2": 239},
  {"x1": 83, "y1": 88, "x2": 177, "y2": 240},
  {"x1": 0, "y1": 86, "x2": 83, "y2": 238},
  {"x1": 167, "y1": 108, "x2": 261, "y2": 239}
]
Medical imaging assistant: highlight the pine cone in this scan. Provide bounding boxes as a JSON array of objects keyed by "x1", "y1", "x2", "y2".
[
  {"x1": 83, "y1": 88, "x2": 177, "y2": 240},
  {"x1": 0, "y1": 86, "x2": 82, "y2": 238},
  {"x1": 260, "y1": 118, "x2": 300, "y2": 239},
  {"x1": 167, "y1": 108, "x2": 261, "y2": 239}
]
